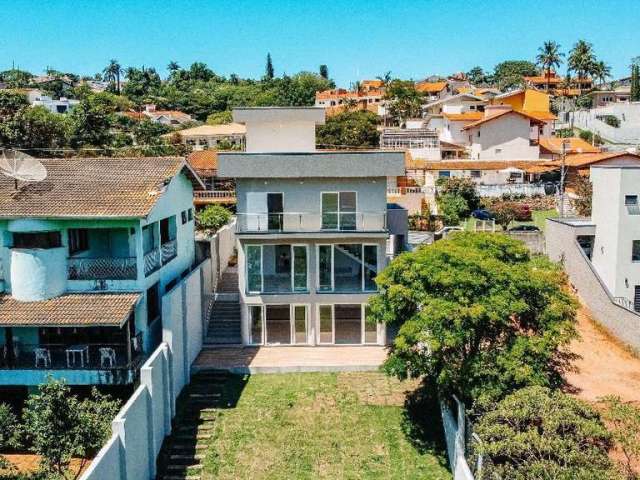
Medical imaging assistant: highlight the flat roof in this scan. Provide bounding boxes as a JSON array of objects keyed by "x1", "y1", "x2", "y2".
[
  {"x1": 233, "y1": 107, "x2": 326, "y2": 125},
  {"x1": 218, "y1": 151, "x2": 405, "y2": 178}
]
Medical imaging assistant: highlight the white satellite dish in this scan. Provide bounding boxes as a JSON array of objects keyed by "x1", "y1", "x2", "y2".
[{"x1": 0, "y1": 152, "x2": 47, "y2": 189}]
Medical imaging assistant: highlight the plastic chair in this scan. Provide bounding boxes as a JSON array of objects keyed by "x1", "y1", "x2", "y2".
[
  {"x1": 34, "y1": 348, "x2": 51, "y2": 368},
  {"x1": 99, "y1": 347, "x2": 116, "y2": 368}
]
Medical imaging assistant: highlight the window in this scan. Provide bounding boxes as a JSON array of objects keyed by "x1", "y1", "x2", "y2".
[
  {"x1": 246, "y1": 244, "x2": 308, "y2": 294},
  {"x1": 477, "y1": 131, "x2": 481, "y2": 137},
  {"x1": 319, "y1": 305, "x2": 333, "y2": 344},
  {"x1": 495, "y1": 148, "x2": 503, "y2": 154},
  {"x1": 68, "y1": 229, "x2": 89, "y2": 255},
  {"x1": 438, "y1": 171, "x2": 450, "y2": 178},
  {"x1": 321, "y1": 192, "x2": 356, "y2": 230},
  {"x1": 249, "y1": 306, "x2": 263, "y2": 344},
  {"x1": 13, "y1": 231, "x2": 61, "y2": 249},
  {"x1": 318, "y1": 304, "x2": 377, "y2": 345},
  {"x1": 146, "y1": 282, "x2": 161, "y2": 326},
  {"x1": 363, "y1": 305, "x2": 377, "y2": 344},
  {"x1": 625, "y1": 195, "x2": 638, "y2": 206},
  {"x1": 470, "y1": 170, "x2": 481, "y2": 179},
  {"x1": 181, "y1": 211, "x2": 188, "y2": 225},
  {"x1": 188, "y1": 208, "x2": 193, "y2": 221},
  {"x1": 160, "y1": 216, "x2": 176, "y2": 244},
  {"x1": 317, "y1": 244, "x2": 378, "y2": 293},
  {"x1": 633, "y1": 241, "x2": 640, "y2": 262}
]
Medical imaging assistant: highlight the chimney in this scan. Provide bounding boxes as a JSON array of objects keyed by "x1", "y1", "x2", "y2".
[{"x1": 484, "y1": 104, "x2": 512, "y2": 118}]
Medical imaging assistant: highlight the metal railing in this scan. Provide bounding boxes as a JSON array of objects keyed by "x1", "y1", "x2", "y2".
[
  {"x1": 0, "y1": 338, "x2": 143, "y2": 371},
  {"x1": 161, "y1": 240, "x2": 177, "y2": 264},
  {"x1": 68, "y1": 257, "x2": 137, "y2": 281},
  {"x1": 236, "y1": 212, "x2": 387, "y2": 233},
  {"x1": 614, "y1": 296, "x2": 636, "y2": 312},
  {"x1": 144, "y1": 248, "x2": 161, "y2": 276},
  {"x1": 387, "y1": 184, "x2": 549, "y2": 198}
]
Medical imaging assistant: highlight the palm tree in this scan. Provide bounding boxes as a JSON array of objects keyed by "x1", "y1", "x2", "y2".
[
  {"x1": 167, "y1": 61, "x2": 180, "y2": 72},
  {"x1": 536, "y1": 41, "x2": 564, "y2": 91},
  {"x1": 102, "y1": 59, "x2": 122, "y2": 94},
  {"x1": 568, "y1": 40, "x2": 596, "y2": 93},
  {"x1": 376, "y1": 71, "x2": 392, "y2": 87},
  {"x1": 592, "y1": 60, "x2": 611, "y2": 88}
]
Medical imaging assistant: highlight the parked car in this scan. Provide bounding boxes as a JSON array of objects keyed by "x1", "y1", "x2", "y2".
[
  {"x1": 434, "y1": 226, "x2": 464, "y2": 240},
  {"x1": 508, "y1": 225, "x2": 540, "y2": 232},
  {"x1": 471, "y1": 209, "x2": 494, "y2": 220}
]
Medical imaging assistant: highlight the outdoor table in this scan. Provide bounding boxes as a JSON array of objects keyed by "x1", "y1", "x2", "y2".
[{"x1": 66, "y1": 345, "x2": 89, "y2": 368}]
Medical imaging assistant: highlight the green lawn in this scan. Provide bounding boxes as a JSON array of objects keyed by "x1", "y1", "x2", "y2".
[
  {"x1": 465, "y1": 208, "x2": 558, "y2": 232},
  {"x1": 202, "y1": 372, "x2": 451, "y2": 480}
]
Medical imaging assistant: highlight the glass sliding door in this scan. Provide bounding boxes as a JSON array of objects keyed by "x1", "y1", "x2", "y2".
[
  {"x1": 334, "y1": 245, "x2": 363, "y2": 292},
  {"x1": 262, "y1": 245, "x2": 292, "y2": 293},
  {"x1": 246, "y1": 246, "x2": 262, "y2": 293},
  {"x1": 267, "y1": 193, "x2": 284, "y2": 231},
  {"x1": 363, "y1": 305, "x2": 377, "y2": 344},
  {"x1": 266, "y1": 305, "x2": 291, "y2": 345},
  {"x1": 334, "y1": 304, "x2": 362, "y2": 344},
  {"x1": 249, "y1": 306, "x2": 263, "y2": 345},
  {"x1": 293, "y1": 246, "x2": 307, "y2": 292},
  {"x1": 318, "y1": 245, "x2": 333, "y2": 292},
  {"x1": 293, "y1": 305, "x2": 308, "y2": 344},
  {"x1": 363, "y1": 245, "x2": 378, "y2": 291},
  {"x1": 321, "y1": 193, "x2": 339, "y2": 229},
  {"x1": 339, "y1": 192, "x2": 357, "y2": 230},
  {"x1": 318, "y1": 305, "x2": 333, "y2": 344}
]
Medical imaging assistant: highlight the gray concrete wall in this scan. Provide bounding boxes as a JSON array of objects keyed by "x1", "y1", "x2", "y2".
[
  {"x1": 80, "y1": 259, "x2": 211, "y2": 480},
  {"x1": 546, "y1": 219, "x2": 640, "y2": 351},
  {"x1": 505, "y1": 231, "x2": 545, "y2": 254}
]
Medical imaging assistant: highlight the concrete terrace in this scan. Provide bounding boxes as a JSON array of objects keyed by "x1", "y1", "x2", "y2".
[{"x1": 193, "y1": 346, "x2": 388, "y2": 374}]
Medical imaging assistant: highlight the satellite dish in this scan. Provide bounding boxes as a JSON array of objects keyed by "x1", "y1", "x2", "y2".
[{"x1": 0, "y1": 152, "x2": 47, "y2": 189}]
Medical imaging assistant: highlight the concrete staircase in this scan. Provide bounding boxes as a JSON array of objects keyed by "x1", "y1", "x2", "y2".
[
  {"x1": 205, "y1": 266, "x2": 242, "y2": 345},
  {"x1": 155, "y1": 371, "x2": 234, "y2": 480}
]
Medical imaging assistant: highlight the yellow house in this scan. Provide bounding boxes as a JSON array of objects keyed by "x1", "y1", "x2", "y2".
[{"x1": 492, "y1": 88, "x2": 550, "y2": 113}]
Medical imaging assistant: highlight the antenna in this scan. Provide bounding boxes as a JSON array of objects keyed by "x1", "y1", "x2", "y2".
[{"x1": 0, "y1": 151, "x2": 47, "y2": 190}]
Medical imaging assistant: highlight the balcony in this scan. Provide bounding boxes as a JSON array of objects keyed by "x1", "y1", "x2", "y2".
[
  {"x1": 194, "y1": 190, "x2": 236, "y2": 205},
  {"x1": 236, "y1": 212, "x2": 387, "y2": 234},
  {"x1": 68, "y1": 257, "x2": 137, "y2": 281},
  {"x1": 144, "y1": 248, "x2": 161, "y2": 276},
  {"x1": 161, "y1": 239, "x2": 177, "y2": 264}
]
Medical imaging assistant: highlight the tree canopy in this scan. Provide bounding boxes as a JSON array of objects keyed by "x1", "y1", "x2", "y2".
[
  {"x1": 370, "y1": 233, "x2": 577, "y2": 405},
  {"x1": 316, "y1": 110, "x2": 379, "y2": 149},
  {"x1": 491, "y1": 60, "x2": 538, "y2": 89}
]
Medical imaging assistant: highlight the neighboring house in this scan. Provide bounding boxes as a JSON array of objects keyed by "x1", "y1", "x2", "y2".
[
  {"x1": 546, "y1": 154, "x2": 640, "y2": 312},
  {"x1": 462, "y1": 105, "x2": 545, "y2": 160},
  {"x1": 0, "y1": 157, "x2": 204, "y2": 387},
  {"x1": 125, "y1": 104, "x2": 193, "y2": 126},
  {"x1": 491, "y1": 88, "x2": 556, "y2": 136},
  {"x1": 422, "y1": 93, "x2": 486, "y2": 117},
  {"x1": 217, "y1": 107, "x2": 406, "y2": 346},
  {"x1": 380, "y1": 120, "x2": 440, "y2": 160},
  {"x1": 523, "y1": 71, "x2": 593, "y2": 96},
  {"x1": 187, "y1": 150, "x2": 236, "y2": 206},
  {"x1": 439, "y1": 111, "x2": 484, "y2": 145},
  {"x1": 25, "y1": 89, "x2": 79, "y2": 114},
  {"x1": 315, "y1": 84, "x2": 385, "y2": 116},
  {"x1": 538, "y1": 136, "x2": 600, "y2": 160},
  {"x1": 591, "y1": 87, "x2": 632, "y2": 107},
  {"x1": 415, "y1": 81, "x2": 449, "y2": 101},
  {"x1": 170, "y1": 123, "x2": 246, "y2": 151}
]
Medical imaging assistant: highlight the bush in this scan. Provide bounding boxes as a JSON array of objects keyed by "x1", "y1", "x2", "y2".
[
  {"x1": 599, "y1": 114, "x2": 621, "y2": 128},
  {"x1": 436, "y1": 177, "x2": 480, "y2": 212},
  {"x1": 437, "y1": 193, "x2": 468, "y2": 226},
  {"x1": 579, "y1": 129, "x2": 603, "y2": 145},
  {"x1": 475, "y1": 386, "x2": 616, "y2": 479},
  {"x1": 195, "y1": 205, "x2": 232, "y2": 233},
  {"x1": 0, "y1": 403, "x2": 20, "y2": 470},
  {"x1": 555, "y1": 128, "x2": 575, "y2": 138},
  {"x1": 489, "y1": 201, "x2": 521, "y2": 229},
  {"x1": 576, "y1": 94, "x2": 593, "y2": 109}
]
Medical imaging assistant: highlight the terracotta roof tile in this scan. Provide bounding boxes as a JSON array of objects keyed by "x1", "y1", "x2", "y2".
[
  {"x1": 405, "y1": 158, "x2": 554, "y2": 172},
  {"x1": 538, "y1": 137, "x2": 600, "y2": 155},
  {"x1": 188, "y1": 150, "x2": 218, "y2": 173},
  {"x1": 416, "y1": 81, "x2": 448, "y2": 93},
  {"x1": 0, "y1": 293, "x2": 141, "y2": 327},
  {"x1": 462, "y1": 110, "x2": 545, "y2": 130},
  {"x1": 443, "y1": 112, "x2": 484, "y2": 121},
  {"x1": 563, "y1": 151, "x2": 640, "y2": 167},
  {"x1": 0, "y1": 157, "x2": 203, "y2": 219}
]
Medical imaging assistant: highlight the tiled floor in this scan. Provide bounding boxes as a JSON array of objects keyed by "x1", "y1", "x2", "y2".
[{"x1": 193, "y1": 345, "x2": 388, "y2": 374}]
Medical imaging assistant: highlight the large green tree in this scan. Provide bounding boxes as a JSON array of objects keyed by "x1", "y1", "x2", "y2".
[
  {"x1": 370, "y1": 233, "x2": 577, "y2": 405},
  {"x1": 568, "y1": 40, "x2": 597, "y2": 92},
  {"x1": 102, "y1": 59, "x2": 123, "y2": 94},
  {"x1": 475, "y1": 386, "x2": 616, "y2": 480},
  {"x1": 316, "y1": 110, "x2": 379, "y2": 148},
  {"x1": 536, "y1": 41, "x2": 564, "y2": 90},
  {"x1": 384, "y1": 79, "x2": 423, "y2": 124},
  {"x1": 491, "y1": 60, "x2": 538, "y2": 89}
]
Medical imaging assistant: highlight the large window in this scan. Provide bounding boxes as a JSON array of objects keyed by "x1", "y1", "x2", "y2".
[
  {"x1": 68, "y1": 229, "x2": 89, "y2": 255},
  {"x1": 246, "y1": 244, "x2": 308, "y2": 294},
  {"x1": 321, "y1": 192, "x2": 356, "y2": 230},
  {"x1": 633, "y1": 240, "x2": 640, "y2": 262},
  {"x1": 249, "y1": 304, "x2": 308, "y2": 345},
  {"x1": 13, "y1": 231, "x2": 61, "y2": 249},
  {"x1": 317, "y1": 244, "x2": 378, "y2": 292},
  {"x1": 317, "y1": 304, "x2": 378, "y2": 345}
]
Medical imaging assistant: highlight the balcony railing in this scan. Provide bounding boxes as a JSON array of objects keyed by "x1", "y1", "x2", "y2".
[
  {"x1": 161, "y1": 240, "x2": 177, "y2": 264},
  {"x1": 68, "y1": 257, "x2": 137, "y2": 281},
  {"x1": 194, "y1": 190, "x2": 236, "y2": 201},
  {"x1": 0, "y1": 338, "x2": 143, "y2": 371},
  {"x1": 144, "y1": 248, "x2": 161, "y2": 276},
  {"x1": 236, "y1": 212, "x2": 387, "y2": 233}
]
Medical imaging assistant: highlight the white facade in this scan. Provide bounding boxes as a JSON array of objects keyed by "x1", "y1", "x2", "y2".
[
  {"x1": 466, "y1": 113, "x2": 540, "y2": 160},
  {"x1": 590, "y1": 162, "x2": 640, "y2": 304},
  {"x1": 27, "y1": 89, "x2": 79, "y2": 114}
]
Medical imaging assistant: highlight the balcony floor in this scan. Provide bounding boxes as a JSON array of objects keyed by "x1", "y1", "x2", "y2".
[{"x1": 194, "y1": 345, "x2": 388, "y2": 374}]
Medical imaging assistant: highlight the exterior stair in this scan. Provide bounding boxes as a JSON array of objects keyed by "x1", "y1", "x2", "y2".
[
  {"x1": 205, "y1": 266, "x2": 242, "y2": 345},
  {"x1": 155, "y1": 371, "x2": 236, "y2": 480}
]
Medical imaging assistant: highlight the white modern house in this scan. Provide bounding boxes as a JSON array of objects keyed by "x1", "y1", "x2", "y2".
[
  {"x1": 216, "y1": 107, "x2": 406, "y2": 346},
  {"x1": 170, "y1": 123, "x2": 246, "y2": 151},
  {"x1": 26, "y1": 89, "x2": 79, "y2": 114},
  {"x1": 0, "y1": 157, "x2": 203, "y2": 386}
]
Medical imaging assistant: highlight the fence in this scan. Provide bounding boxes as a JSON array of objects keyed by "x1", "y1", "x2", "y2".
[
  {"x1": 79, "y1": 258, "x2": 211, "y2": 480},
  {"x1": 440, "y1": 396, "x2": 476, "y2": 480},
  {"x1": 546, "y1": 218, "x2": 640, "y2": 351}
]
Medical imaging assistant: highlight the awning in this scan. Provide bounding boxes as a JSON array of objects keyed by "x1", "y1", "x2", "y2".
[{"x1": 0, "y1": 293, "x2": 141, "y2": 328}]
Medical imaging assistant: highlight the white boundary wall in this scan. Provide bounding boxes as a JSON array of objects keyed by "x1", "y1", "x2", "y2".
[
  {"x1": 79, "y1": 259, "x2": 211, "y2": 480},
  {"x1": 198, "y1": 219, "x2": 236, "y2": 292},
  {"x1": 441, "y1": 396, "x2": 475, "y2": 480}
]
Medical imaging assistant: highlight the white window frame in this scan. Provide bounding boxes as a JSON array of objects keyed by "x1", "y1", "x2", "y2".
[
  {"x1": 361, "y1": 304, "x2": 378, "y2": 345},
  {"x1": 246, "y1": 244, "x2": 309, "y2": 294},
  {"x1": 248, "y1": 304, "x2": 265, "y2": 345},
  {"x1": 245, "y1": 244, "x2": 263, "y2": 294},
  {"x1": 316, "y1": 243, "x2": 379, "y2": 293},
  {"x1": 291, "y1": 244, "x2": 309, "y2": 293},
  {"x1": 317, "y1": 304, "x2": 335, "y2": 344},
  {"x1": 320, "y1": 191, "x2": 358, "y2": 230},
  {"x1": 291, "y1": 304, "x2": 310, "y2": 345},
  {"x1": 316, "y1": 303, "x2": 378, "y2": 345}
]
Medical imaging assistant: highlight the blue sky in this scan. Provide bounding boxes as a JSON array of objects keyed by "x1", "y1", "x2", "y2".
[{"x1": 1, "y1": 0, "x2": 639, "y2": 86}]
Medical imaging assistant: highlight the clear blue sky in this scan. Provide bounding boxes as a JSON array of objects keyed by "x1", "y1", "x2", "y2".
[{"x1": 1, "y1": 0, "x2": 639, "y2": 86}]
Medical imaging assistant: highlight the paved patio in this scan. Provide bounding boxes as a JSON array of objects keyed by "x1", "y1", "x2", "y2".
[{"x1": 193, "y1": 346, "x2": 389, "y2": 374}]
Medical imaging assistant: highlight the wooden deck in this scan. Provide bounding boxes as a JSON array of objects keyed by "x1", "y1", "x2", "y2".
[{"x1": 193, "y1": 346, "x2": 388, "y2": 374}]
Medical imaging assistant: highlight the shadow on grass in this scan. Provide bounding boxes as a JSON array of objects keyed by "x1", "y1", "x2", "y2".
[{"x1": 401, "y1": 380, "x2": 449, "y2": 466}]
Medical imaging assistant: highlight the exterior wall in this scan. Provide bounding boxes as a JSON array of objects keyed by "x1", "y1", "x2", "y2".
[
  {"x1": 245, "y1": 121, "x2": 317, "y2": 152},
  {"x1": 236, "y1": 235, "x2": 388, "y2": 346},
  {"x1": 10, "y1": 247, "x2": 67, "y2": 301},
  {"x1": 469, "y1": 115, "x2": 539, "y2": 160},
  {"x1": 440, "y1": 119, "x2": 471, "y2": 144}
]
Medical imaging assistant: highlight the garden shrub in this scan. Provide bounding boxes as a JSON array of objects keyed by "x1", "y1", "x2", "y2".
[{"x1": 195, "y1": 205, "x2": 232, "y2": 233}]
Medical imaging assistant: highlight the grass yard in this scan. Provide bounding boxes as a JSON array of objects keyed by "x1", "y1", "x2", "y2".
[
  {"x1": 201, "y1": 372, "x2": 451, "y2": 480},
  {"x1": 465, "y1": 208, "x2": 558, "y2": 232}
]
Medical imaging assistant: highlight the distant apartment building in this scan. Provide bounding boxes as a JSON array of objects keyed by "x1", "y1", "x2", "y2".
[
  {"x1": 0, "y1": 157, "x2": 203, "y2": 387},
  {"x1": 124, "y1": 104, "x2": 193, "y2": 126},
  {"x1": 217, "y1": 107, "x2": 406, "y2": 346}
]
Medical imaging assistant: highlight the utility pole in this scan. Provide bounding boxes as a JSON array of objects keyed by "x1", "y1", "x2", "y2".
[{"x1": 559, "y1": 139, "x2": 570, "y2": 218}]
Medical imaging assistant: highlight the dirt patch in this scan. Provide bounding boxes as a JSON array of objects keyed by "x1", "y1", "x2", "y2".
[
  {"x1": 564, "y1": 306, "x2": 640, "y2": 404},
  {"x1": 337, "y1": 372, "x2": 422, "y2": 406},
  {"x1": 1, "y1": 454, "x2": 89, "y2": 476}
]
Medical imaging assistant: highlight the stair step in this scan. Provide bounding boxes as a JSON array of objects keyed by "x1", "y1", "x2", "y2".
[
  {"x1": 167, "y1": 463, "x2": 203, "y2": 471},
  {"x1": 159, "y1": 476, "x2": 201, "y2": 480},
  {"x1": 171, "y1": 443, "x2": 209, "y2": 451},
  {"x1": 175, "y1": 433, "x2": 212, "y2": 440}
]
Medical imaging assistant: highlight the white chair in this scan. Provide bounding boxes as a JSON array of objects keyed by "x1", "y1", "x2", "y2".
[
  {"x1": 99, "y1": 348, "x2": 116, "y2": 368},
  {"x1": 34, "y1": 348, "x2": 51, "y2": 368}
]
